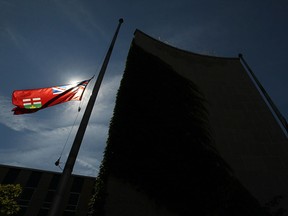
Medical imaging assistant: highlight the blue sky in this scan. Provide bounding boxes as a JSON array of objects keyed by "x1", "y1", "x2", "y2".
[{"x1": 0, "y1": 0, "x2": 288, "y2": 177}]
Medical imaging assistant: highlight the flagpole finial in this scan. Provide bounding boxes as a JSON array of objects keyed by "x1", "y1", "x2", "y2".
[{"x1": 119, "y1": 18, "x2": 124, "y2": 23}]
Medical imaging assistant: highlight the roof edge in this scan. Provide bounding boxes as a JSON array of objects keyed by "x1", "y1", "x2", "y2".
[{"x1": 134, "y1": 29, "x2": 240, "y2": 60}]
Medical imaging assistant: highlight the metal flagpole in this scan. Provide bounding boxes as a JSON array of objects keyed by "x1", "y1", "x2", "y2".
[
  {"x1": 48, "y1": 18, "x2": 124, "y2": 216},
  {"x1": 239, "y1": 53, "x2": 288, "y2": 134}
]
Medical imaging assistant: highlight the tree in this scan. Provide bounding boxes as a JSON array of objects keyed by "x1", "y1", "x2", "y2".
[{"x1": 0, "y1": 184, "x2": 22, "y2": 215}]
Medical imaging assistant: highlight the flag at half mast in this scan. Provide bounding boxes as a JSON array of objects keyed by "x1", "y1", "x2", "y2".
[{"x1": 12, "y1": 79, "x2": 91, "y2": 115}]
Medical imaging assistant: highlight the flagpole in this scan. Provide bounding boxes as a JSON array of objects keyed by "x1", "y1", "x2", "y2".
[
  {"x1": 239, "y1": 53, "x2": 288, "y2": 134},
  {"x1": 48, "y1": 18, "x2": 124, "y2": 216}
]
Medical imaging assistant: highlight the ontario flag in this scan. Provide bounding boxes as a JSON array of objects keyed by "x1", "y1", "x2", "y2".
[{"x1": 12, "y1": 79, "x2": 91, "y2": 115}]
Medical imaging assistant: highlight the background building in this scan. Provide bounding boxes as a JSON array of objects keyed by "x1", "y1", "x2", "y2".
[
  {"x1": 89, "y1": 30, "x2": 288, "y2": 215},
  {"x1": 0, "y1": 164, "x2": 95, "y2": 216}
]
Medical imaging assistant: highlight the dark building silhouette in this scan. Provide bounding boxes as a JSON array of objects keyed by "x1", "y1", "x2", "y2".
[
  {"x1": 89, "y1": 30, "x2": 288, "y2": 215},
  {"x1": 0, "y1": 164, "x2": 95, "y2": 216}
]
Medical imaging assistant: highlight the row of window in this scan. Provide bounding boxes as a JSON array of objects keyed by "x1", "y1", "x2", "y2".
[{"x1": 2, "y1": 168, "x2": 86, "y2": 216}]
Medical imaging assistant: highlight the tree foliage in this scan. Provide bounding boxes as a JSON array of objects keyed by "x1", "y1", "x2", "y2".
[{"x1": 0, "y1": 184, "x2": 22, "y2": 215}]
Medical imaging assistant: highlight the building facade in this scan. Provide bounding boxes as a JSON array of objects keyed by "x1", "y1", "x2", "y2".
[
  {"x1": 89, "y1": 30, "x2": 288, "y2": 215},
  {"x1": 0, "y1": 164, "x2": 95, "y2": 216}
]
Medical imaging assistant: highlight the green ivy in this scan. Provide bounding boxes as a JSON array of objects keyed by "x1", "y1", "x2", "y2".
[{"x1": 89, "y1": 42, "x2": 271, "y2": 216}]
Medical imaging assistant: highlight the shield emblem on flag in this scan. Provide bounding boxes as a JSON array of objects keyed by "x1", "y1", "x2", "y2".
[{"x1": 23, "y1": 98, "x2": 42, "y2": 109}]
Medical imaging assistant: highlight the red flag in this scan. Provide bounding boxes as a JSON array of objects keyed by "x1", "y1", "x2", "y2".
[{"x1": 12, "y1": 79, "x2": 91, "y2": 115}]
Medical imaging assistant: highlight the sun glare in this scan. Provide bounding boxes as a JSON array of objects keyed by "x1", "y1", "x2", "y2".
[{"x1": 68, "y1": 78, "x2": 82, "y2": 85}]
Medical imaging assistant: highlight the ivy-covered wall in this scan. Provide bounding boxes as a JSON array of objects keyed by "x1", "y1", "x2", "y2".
[{"x1": 88, "y1": 42, "x2": 270, "y2": 216}]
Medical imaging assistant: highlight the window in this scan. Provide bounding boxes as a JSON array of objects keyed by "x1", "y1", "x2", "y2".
[
  {"x1": 66, "y1": 192, "x2": 79, "y2": 211},
  {"x1": 26, "y1": 171, "x2": 42, "y2": 187},
  {"x1": 2, "y1": 168, "x2": 20, "y2": 184},
  {"x1": 42, "y1": 190, "x2": 55, "y2": 209},
  {"x1": 70, "y1": 177, "x2": 84, "y2": 193},
  {"x1": 48, "y1": 174, "x2": 60, "y2": 190},
  {"x1": 41, "y1": 175, "x2": 61, "y2": 210},
  {"x1": 18, "y1": 188, "x2": 34, "y2": 207}
]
